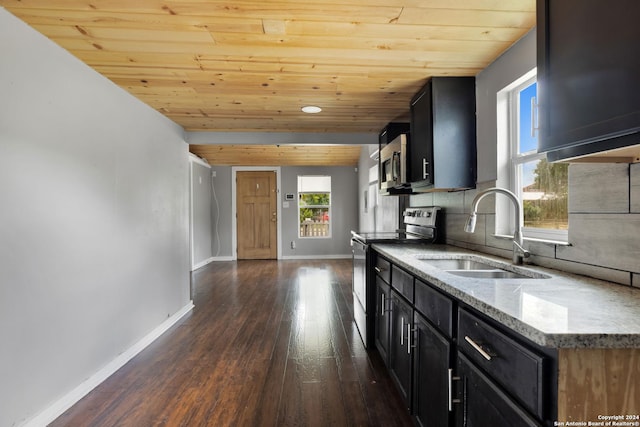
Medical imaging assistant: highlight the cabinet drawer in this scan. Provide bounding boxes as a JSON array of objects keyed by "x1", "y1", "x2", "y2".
[
  {"x1": 374, "y1": 256, "x2": 391, "y2": 284},
  {"x1": 458, "y1": 308, "x2": 547, "y2": 420},
  {"x1": 414, "y1": 279, "x2": 453, "y2": 338},
  {"x1": 391, "y1": 265, "x2": 414, "y2": 303}
]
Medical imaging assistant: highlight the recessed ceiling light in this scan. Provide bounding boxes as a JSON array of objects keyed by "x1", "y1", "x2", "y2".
[{"x1": 301, "y1": 105, "x2": 322, "y2": 114}]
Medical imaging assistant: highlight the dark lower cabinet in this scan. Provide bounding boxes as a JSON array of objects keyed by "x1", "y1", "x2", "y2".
[
  {"x1": 389, "y1": 290, "x2": 413, "y2": 409},
  {"x1": 370, "y1": 252, "x2": 555, "y2": 427},
  {"x1": 413, "y1": 312, "x2": 451, "y2": 427},
  {"x1": 455, "y1": 353, "x2": 542, "y2": 427},
  {"x1": 374, "y1": 277, "x2": 391, "y2": 365}
]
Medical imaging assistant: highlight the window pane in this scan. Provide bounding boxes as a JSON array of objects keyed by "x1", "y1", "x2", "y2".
[
  {"x1": 519, "y1": 82, "x2": 537, "y2": 154},
  {"x1": 300, "y1": 207, "x2": 330, "y2": 237},
  {"x1": 299, "y1": 193, "x2": 330, "y2": 207},
  {"x1": 521, "y1": 158, "x2": 568, "y2": 230},
  {"x1": 298, "y1": 175, "x2": 331, "y2": 238}
]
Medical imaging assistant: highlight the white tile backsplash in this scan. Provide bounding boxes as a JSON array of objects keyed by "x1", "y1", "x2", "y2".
[
  {"x1": 559, "y1": 213, "x2": 640, "y2": 273},
  {"x1": 413, "y1": 167, "x2": 640, "y2": 287},
  {"x1": 569, "y1": 164, "x2": 629, "y2": 213},
  {"x1": 631, "y1": 163, "x2": 640, "y2": 213}
]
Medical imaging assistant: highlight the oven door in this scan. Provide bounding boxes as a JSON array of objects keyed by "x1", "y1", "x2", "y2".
[{"x1": 351, "y1": 238, "x2": 368, "y2": 345}]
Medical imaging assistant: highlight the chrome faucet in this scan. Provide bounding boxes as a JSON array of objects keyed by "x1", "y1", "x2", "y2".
[{"x1": 464, "y1": 187, "x2": 530, "y2": 265}]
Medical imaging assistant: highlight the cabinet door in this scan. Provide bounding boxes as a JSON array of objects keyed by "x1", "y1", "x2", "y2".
[
  {"x1": 537, "y1": 0, "x2": 640, "y2": 161},
  {"x1": 389, "y1": 291, "x2": 413, "y2": 409},
  {"x1": 409, "y1": 77, "x2": 476, "y2": 190},
  {"x1": 409, "y1": 81, "x2": 433, "y2": 186},
  {"x1": 455, "y1": 353, "x2": 542, "y2": 427},
  {"x1": 374, "y1": 277, "x2": 391, "y2": 365},
  {"x1": 413, "y1": 312, "x2": 451, "y2": 427}
]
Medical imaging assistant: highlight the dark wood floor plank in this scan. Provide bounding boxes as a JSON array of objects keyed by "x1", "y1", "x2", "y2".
[{"x1": 49, "y1": 259, "x2": 413, "y2": 427}]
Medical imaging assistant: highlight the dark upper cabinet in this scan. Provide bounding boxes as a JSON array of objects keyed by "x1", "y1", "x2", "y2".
[
  {"x1": 537, "y1": 0, "x2": 640, "y2": 162},
  {"x1": 379, "y1": 122, "x2": 410, "y2": 147},
  {"x1": 409, "y1": 77, "x2": 476, "y2": 191}
]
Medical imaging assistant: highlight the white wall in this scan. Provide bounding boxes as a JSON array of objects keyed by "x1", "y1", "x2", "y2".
[
  {"x1": 281, "y1": 166, "x2": 359, "y2": 258},
  {"x1": 0, "y1": 9, "x2": 191, "y2": 426},
  {"x1": 190, "y1": 156, "x2": 213, "y2": 269},
  {"x1": 357, "y1": 146, "x2": 378, "y2": 231},
  {"x1": 475, "y1": 29, "x2": 537, "y2": 183}
]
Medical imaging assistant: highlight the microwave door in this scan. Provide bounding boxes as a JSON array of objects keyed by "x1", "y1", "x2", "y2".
[{"x1": 392, "y1": 151, "x2": 401, "y2": 184}]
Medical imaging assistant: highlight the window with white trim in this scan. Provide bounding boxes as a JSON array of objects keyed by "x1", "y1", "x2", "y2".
[
  {"x1": 298, "y1": 176, "x2": 331, "y2": 238},
  {"x1": 498, "y1": 71, "x2": 568, "y2": 241}
]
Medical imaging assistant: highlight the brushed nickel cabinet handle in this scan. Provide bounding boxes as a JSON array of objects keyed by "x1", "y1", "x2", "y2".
[
  {"x1": 448, "y1": 369, "x2": 461, "y2": 411},
  {"x1": 422, "y1": 158, "x2": 429, "y2": 179},
  {"x1": 374, "y1": 266, "x2": 382, "y2": 273},
  {"x1": 464, "y1": 336, "x2": 492, "y2": 361}
]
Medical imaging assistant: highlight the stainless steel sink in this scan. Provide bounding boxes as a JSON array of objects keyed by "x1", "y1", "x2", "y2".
[
  {"x1": 446, "y1": 270, "x2": 532, "y2": 279},
  {"x1": 417, "y1": 259, "x2": 496, "y2": 271},
  {"x1": 414, "y1": 254, "x2": 550, "y2": 280}
]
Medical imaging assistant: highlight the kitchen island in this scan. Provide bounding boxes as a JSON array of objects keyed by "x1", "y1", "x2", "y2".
[{"x1": 371, "y1": 243, "x2": 640, "y2": 426}]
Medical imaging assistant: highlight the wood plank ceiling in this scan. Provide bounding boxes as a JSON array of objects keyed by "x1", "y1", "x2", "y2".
[{"x1": 1, "y1": 0, "x2": 536, "y2": 165}]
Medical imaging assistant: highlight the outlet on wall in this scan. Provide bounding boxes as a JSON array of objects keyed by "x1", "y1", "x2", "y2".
[{"x1": 291, "y1": 241, "x2": 296, "y2": 249}]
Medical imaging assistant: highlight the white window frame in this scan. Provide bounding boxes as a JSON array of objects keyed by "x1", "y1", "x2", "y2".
[
  {"x1": 297, "y1": 175, "x2": 332, "y2": 239},
  {"x1": 497, "y1": 69, "x2": 568, "y2": 243}
]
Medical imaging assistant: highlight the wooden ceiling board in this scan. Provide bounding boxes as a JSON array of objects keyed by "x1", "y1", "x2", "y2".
[
  {"x1": 189, "y1": 144, "x2": 363, "y2": 166},
  {"x1": 1, "y1": 0, "x2": 536, "y2": 137}
]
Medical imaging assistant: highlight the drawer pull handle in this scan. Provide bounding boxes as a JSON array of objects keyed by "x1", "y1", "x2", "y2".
[
  {"x1": 374, "y1": 266, "x2": 382, "y2": 273},
  {"x1": 448, "y1": 368, "x2": 461, "y2": 411},
  {"x1": 464, "y1": 336, "x2": 492, "y2": 361}
]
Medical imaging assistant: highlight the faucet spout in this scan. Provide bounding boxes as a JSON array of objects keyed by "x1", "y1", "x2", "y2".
[{"x1": 465, "y1": 187, "x2": 529, "y2": 265}]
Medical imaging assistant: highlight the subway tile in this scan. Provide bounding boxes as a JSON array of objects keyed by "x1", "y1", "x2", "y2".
[
  {"x1": 444, "y1": 212, "x2": 486, "y2": 246},
  {"x1": 433, "y1": 190, "x2": 465, "y2": 213},
  {"x1": 630, "y1": 163, "x2": 640, "y2": 213},
  {"x1": 534, "y1": 256, "x2": 631, "y2": 286},
  {"x1": 569, "y1": 164, "x2": 629, "y2": 213},
  {"x1": 559, "y1": 213, "x2": 640, "y2": 273},
  {"x1": 409, "y1": 192, "x2": 433, "y2": 207}
]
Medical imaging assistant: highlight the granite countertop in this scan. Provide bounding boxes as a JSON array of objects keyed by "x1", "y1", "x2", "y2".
[{"x1": 372, "y1": 243, "x2": 640, "y2": 349}]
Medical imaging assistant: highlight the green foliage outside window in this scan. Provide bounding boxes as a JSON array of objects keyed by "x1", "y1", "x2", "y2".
[
  {"x1": 523, "y1": 159, "x2": 569, "y2": 229},
  {"x1": 299, "y1": 193, "x2": 330, "y2": 206}
]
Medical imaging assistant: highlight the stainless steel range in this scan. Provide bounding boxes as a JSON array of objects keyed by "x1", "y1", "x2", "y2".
[{"x1": 350, "y1": 206, "x2": 441, "y2": 348}]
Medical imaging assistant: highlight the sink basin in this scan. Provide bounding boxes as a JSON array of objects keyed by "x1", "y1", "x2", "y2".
[
  {"x1": 446, "y1": 270, "x2": 532, "y2": 279},
  {"x1": 416, "y1": 258, "x2": 497, "y2": 271},
  {"x1": 414, "y1": 254, "x2": 550, "y2": 280}
]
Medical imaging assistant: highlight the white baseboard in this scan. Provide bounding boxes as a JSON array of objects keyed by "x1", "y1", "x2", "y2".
[
  {"x1": 211, "y1": 255, "x2": 234, "y2": 261},
  {"x1": 191, "y1": 256, "x2": 215, "y2": 271},
  {"x1": 22, "y1": 301, "x2": 194, "y2": 427},
  {"x1": 280, "y1": 254, "x2": 352, "y2": 260}
]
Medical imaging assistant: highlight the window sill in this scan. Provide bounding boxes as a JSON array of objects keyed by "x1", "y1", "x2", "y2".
[{"x1": 493, "y1": 234, "x2": 572, "y2": 247}]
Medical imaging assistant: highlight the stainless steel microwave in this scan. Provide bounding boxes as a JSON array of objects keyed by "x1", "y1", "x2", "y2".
[{"x1": 379, "y1": 133, "x2": 409, "y2": 193}]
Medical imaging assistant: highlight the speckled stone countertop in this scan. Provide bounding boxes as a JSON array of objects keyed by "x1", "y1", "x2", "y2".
[{"x1": 372, "y1": 243, "x2": 640, "y2": 349}]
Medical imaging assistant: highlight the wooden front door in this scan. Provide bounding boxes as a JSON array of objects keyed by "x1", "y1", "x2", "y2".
[{"x1": 236, "y1": 171, "x2": 277, "y2": 259}]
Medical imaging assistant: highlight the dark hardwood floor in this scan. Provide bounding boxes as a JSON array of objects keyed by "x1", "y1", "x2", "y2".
[{"x1": 51, "y1": 259, "x2": 414, "y2": 426}]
